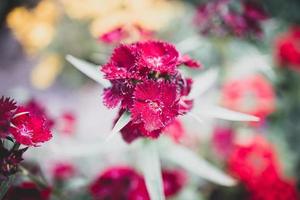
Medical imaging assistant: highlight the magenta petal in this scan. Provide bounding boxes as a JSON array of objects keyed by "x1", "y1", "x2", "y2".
[
  {"x1": 137, "y1": 41, "x2": 179, "y2": 74},
  {"x1": 103, "y1": 88, "x2": 122, "y2": 109}
]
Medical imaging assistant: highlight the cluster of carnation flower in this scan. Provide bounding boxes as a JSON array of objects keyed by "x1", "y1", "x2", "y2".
[
  {"x1": 0, "y1": 96, "x2": 52, "y2": 178},
  {"x1": 194, "y1": 0, "x2": 268, "y2": 38},
  {"x1": 89, "y1": 166, "x2": 186, "y2": 200},
  {"x1": 227, "y1": 136, "x2": 299, "y2": 200},
  {"x1": 101, "y1": 40, "x2": 200, "y2": 143}
]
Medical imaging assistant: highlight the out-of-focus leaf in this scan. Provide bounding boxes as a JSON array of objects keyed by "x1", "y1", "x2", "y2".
[
  {"x1": 160, "y1": 142, "x2": 236, "y2": 186},
  {"x1": 192, "y1": 106, "x2": 259, "y2": 122},
  {"x1": 176, "y1": 36, "x2": 203, "y2": 54},
  {"x1": 0, "y1": 175, "x2": 15, "y2": 199},
  {"x1": 66, "y1": 55, "x2": 110, "y2": 87},
  {"x1": 188, "y1": 69, "x2": 218, "y2": 99},
  {"x1": 139, "y1": 142, "x2": 165, "y2": 200}
]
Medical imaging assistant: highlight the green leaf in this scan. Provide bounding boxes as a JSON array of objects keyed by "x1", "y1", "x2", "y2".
[
  {"x1": 160, "y1": 142, "x2": 236, "y2": 186},
  {"x1": 66, "y1": 55, "x2": 110, "y2": 87},
  {"x1": 0, "y1": 175, "x2": 15, "y2": 199},
  {"x1": 104, "y1": 112, "x2": 131, "y2": 143},
  {"x1": 192, "y1": 106, "x2": 259, "y2": 122},
  {"x1": 139, "y1": 141, "x2": 165, "y2": 200}
]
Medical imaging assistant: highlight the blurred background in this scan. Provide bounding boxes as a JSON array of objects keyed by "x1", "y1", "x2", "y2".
[{"x1": 1, "y1": 0, "x2": 300, "y2": 199}]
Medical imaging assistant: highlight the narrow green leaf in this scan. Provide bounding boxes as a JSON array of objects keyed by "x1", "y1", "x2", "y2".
[
  {"x1": 66, "y1": 55, "x2": 110, "y2": 87},
  {"x1": 139, "y1": 142, "x2": 165, "y2": 200},
  {"x1": 104, "y1": 112, "x2": 131, "y2": 143},
  {"x1": 0, "y1": 175, "x2": 15, "y2": 199},
  {"x1": 193, "y1": 106, "x2": 259, "y2": 122},
  {"x1": 161, "y1": 142, "x2": 236, "y2": 186}
]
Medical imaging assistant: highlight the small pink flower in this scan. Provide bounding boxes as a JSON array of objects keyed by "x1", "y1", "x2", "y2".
[
  {"x1": 10, "y1": 107, "x2": 52, "y2": 146},
  {"x1": 52, "y1": 162, "x2": 75, "y2": 181},
  {"x1": 212, "y1": 127, "x2": 234, "y2": 158},
  {"x1": 164, "y1": 119, "x2": 186, "y2": 143},
  {"x1": 222, "y1": 75, "x2": 275, "y2": 124},
  {"x1": 99, "y1": 27, "x2": 129, "y2": 44}
]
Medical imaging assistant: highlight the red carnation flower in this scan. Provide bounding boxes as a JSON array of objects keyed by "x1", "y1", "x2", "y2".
[
  {"x1": 275, "y1": 26, "x2": 300, "y2": 71},
  {"x1": 222, "y1": 75, "x2": 275, "y2": 124},
  {"x1": 0, "y1": 96, "x2": 17, "y2": 138},
  {"x1": 4, "y1": 182, "x2": 51, "y2": 200},
  {"x1": 101, "y1": 41, "x2": 199, "y2": 143},
  {"x1": 10, "y1": 107, "x2": 52, "y2": 146},
  {"x1": 89, "y1": 166, "x2": 149, "y2": 200},
  {"x1": 162, "y1": 169, "x2": 186, "y2": 197},
  {"x1": 99, "y1": 27, "x2": 129, "y2": 44}
]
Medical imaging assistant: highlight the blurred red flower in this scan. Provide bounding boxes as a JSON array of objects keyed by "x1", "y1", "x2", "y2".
[
  {"x1": 89, "y1": 166, "x2": 149, "y2": 200},
  {"x1": 194, "y1": 0, "x2": 268, "y2": 37},
  {"x1": 52, "y1": 162, "x2": 75, "y2": 181},
  {"x1": 228, "y1": 136, "x2": 299, "y2": 200},
  {"x1": 276, "y1": 26, "x2": 300, "y2": 71},
  {"x1": 222, "y1": 75, "x2": 275, "y2": 124},
  {"x1": 90, "y1": 166, "x2": 186, "y2": 200},
  {"x1": 162, "y1": 169, "x2": 186, "y2": 198},
  {"x1": 212, "y1": 127, "x2": 234, "y2": 158}
]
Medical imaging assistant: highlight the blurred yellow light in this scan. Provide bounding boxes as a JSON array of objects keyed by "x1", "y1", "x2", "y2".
[{"x1": 31, "y1": 54, "x2": 62, "y2": 90}]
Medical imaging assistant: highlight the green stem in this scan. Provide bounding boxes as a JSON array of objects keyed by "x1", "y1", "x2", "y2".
[
  {"x1": 0, "y1": 176, "x2": 15, "y2": 200},
  {"x1": 19, "y1": 165, "x2": 66, "y2": 200}
]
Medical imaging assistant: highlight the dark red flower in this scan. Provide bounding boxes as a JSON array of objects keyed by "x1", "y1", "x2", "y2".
[
  {"x1": 194, "y1": 0, "x2": 268, "y2": 38},
  {"x1": 89, "y1": 166, "x2": 149, "y2": 200},
  {"x1": 51, "y1": 162, "x2": 75, "y2": 181},
  {"x1": 101, "y1": 41, "x2": 199, "y2": 143},
  {"x1": 179, "y1": 55, "x2": 202, "y2": 69},
  {"x1": 162, "y1": 169, "x2": 186, "y2": 197},
  {"x1": 0, "y1": 96, "x2": 17, "y2": 138},
  {"x1": 9, "y1": 107, "x2": 52, "y2": 146},
  {"x1": 275, "y1": 26, "x2": 300, "y2": 71},
  {"x1": 4, "y1": 182, "x2": 51, "y2": 200}
]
